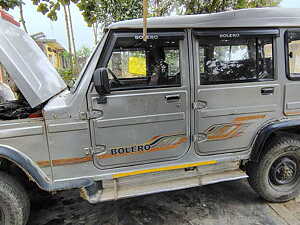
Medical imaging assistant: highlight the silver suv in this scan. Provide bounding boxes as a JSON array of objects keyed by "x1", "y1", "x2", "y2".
[{"x1": 0, "y1": 8, "x2": 300, "y2": 225}]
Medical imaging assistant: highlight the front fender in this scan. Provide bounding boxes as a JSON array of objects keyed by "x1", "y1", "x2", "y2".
[{"x1": 0, "y1": 145, "x2": 94, "y2": 192}]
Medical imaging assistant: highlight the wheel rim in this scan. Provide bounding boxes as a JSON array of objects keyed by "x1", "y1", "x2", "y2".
[{"x1": 269, "y1": 155, "x2": 298, "y2": 186}]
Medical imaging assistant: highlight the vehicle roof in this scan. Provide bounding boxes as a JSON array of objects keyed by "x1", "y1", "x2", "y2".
[{"x1": 108, "y1": 8, "x2": 300, "y2": 30}]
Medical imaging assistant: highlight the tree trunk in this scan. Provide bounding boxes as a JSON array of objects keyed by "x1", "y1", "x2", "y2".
[
  {"x1": 0, "y1": 63, "x2": 4, "y2": 83},
  {"x1": 67, "y1": 4, "x2": 78, "y2": 72},
  {"x1": 143, "y1": 0, "x2": 148, "y2": 41},
  {"x1": 19, "y1": 3, "x2": 28, "y2": 33},
  {"x1": 155, "y1": 0, "x2": 160, "y2": 16},
  {"x1": 63, "y1": 4, "x2": 73, "y2": 71},
  {"x1": 92, "y1": 23, "x2": 98, "y2": 45}
]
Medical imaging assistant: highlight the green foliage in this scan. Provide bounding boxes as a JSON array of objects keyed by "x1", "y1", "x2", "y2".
[
  {"x1": 0, "y1": 0, "x2": 22, "y2": 10},
  {"x1": 76, "y1": 46, "x2": 91, "y2": 69},
  {"x1": 77, "y1": 46, "x2": 91, "y2": 59},
  {"x1": 235, "y1": 0, "x2": 282, "y2": 9},
  {"x1": 77, "y1": 0, "x2": 143, "y2": 26},
  {"x1": 150, "y1": 0, "x2": 174, "y2": 16},
  {"x1": 58, "y1": 67, "x2": 76, "y2": 86},
  {"x1": 61, "y1": 49, "x2": 71, "y2": 58},
  {"x1": 58, "y1": 49, "x2": 89, "y2": 82},
  {"x1": 58, "y1": 67, "x2": 72, "y2": 80},
  {"x1": 31, "y1": 0, "x2": 79, "y2": 21},
  {"x1": 153, "y1": 0, "x2": 282, "y2": 15},
  {"x1": 76, "y1": 0, "x2": 97, "y2": 25}
]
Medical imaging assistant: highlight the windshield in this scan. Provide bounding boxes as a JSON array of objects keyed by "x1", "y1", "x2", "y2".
[{"x1": 70, "y1": 33, "x2": 108, "y2": 92}]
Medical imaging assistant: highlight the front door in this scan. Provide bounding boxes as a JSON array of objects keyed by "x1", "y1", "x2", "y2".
[
  {"x1": 88, "y1": 30, "x2": 191, "y2": 169},
  {"x1": 192, "y1": 29, "x2": 281, "y2": 155}
]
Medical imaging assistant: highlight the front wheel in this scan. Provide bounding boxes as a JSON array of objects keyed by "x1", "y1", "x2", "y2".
[
  {"x1": 247, "y1": 134, "x2": 300, "y2": 202},
  {"x1": 0, "y1": 171, "x2": 30, "y2": 225}
]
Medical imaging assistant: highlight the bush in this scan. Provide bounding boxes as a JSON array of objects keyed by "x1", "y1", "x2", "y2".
[{"x1": 58, "y1": 68, "x2": 77, "y2": 87}]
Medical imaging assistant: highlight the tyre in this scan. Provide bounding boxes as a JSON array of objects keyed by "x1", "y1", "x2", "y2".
[
  {"x1": 247, "y1": 134, "x2": 300, "y2": 203},
  {"x1": 0, "y1": 171, "x2": 30, "y2": 225}
]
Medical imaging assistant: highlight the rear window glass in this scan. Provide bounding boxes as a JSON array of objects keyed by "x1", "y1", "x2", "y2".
[
  {"x1": 286, "y1": 31, "x2": 300, "y2": 78},
  {"x1": 198, "y1": 36, "x2": 274, "y2": 85}
]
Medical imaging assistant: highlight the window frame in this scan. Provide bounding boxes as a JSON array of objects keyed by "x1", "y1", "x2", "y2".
[
  {"x1": 194, "y1": 29, "x2": 279, "y2": 85},
  {"x1": 98, "y1": 29, "x2": 185, "y2": 91},
  {"x1": 285, "y1": 29, "x2": 300, "y2": 81}
]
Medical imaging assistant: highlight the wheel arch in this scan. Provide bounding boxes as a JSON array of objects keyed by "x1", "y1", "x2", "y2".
[
  {"x1": 0, "y1": 145, "x2": 52, "y2": 191},
  {"x1": 250, "y1": 119, "x2": 300, "y2": 162}
]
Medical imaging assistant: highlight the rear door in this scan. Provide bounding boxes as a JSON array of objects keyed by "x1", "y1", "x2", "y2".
[
  {"x1": 192, "y1": 29, "x2": 281, "y2": 155},
  {"x1": 88, "y1": 30, "x2": 191, "y2": 169}
]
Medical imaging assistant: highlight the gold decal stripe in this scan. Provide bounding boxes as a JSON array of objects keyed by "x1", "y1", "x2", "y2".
[
  {"x1": 112, "y1": 160, "x2": 218, "y2": 178},
  {"x1": 207, "y1": 124, "x2": 242, "y2": 140},
  {"x1": 206, "y1": 114, "x2": 266, "y2": 141},
  {"x1": 285, "y1": 111, "x2": 300, "y2": 116},
  {"x1": 233, "y1": 115, "x2": 266, "y2": 122},
  {"x1": 37, "y1": 156, "x2": 92, "y2": 167}
]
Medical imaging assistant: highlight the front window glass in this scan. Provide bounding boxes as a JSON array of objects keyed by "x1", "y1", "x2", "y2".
[
  {"x1": 107, "y1": 35, "x2": 181, "y2": 90},
  {"x1": 108, "y1": 50, "x2": 146, "y2": 79},
  {"x1": 198, "y1": 36, "x2": 274, "y2": 85}
]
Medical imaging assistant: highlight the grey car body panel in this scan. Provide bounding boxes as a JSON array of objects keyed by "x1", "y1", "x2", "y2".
[
  {"x1": 1, "y1": 9, "x2": 300, "y2": 195},
  {"x1": 0, "y1": 145, "x2": 94, "y2": 191},
  {"x1": 0, "y1": 18, "x2": 66, "y2": 107},
  {"x1": 0, "y1": 119, "x2": 52, "y2": 177}
]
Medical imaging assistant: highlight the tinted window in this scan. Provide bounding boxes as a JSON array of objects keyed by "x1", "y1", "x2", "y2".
[
  {"x1": 198, "y1": 36, "x2": 274, "y2": 85},
  {"x1": 287, "y1": 31, "x2": 300, "y2": 77},
  {"x1": 107, "y1": 35, "x2": 181, "y2": 90}
]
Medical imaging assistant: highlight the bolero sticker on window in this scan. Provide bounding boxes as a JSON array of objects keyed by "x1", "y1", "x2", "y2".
[{"x1": 219, "y1": 33, "x2": 240, "y2": 38}]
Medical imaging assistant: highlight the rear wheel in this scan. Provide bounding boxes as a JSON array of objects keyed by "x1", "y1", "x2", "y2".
[
  {"x1": 247, "y1": 134, "x2": 300, "y2": 202},
  {"x1": 0, "y1": 171, "x2": 30, "y2": 225}
]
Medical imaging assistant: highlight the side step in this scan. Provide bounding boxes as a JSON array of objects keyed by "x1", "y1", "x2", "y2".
[{"x1": 80, "y1": 168, "x2": 248, "y2": 203}]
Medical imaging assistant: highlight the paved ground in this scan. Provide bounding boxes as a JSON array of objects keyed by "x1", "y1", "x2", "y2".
[{"x1": 28, "y1": 179, "x2": 298, "y2": 225}]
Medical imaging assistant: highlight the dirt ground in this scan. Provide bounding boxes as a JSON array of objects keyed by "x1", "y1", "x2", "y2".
[{"x1": 28, "y1": 179, "x2": 299, "y2": 225}]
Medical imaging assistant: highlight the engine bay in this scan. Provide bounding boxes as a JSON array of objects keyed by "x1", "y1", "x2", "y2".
[{"x1": 0, "y1": 100, "x2": 42, "y2": 120}]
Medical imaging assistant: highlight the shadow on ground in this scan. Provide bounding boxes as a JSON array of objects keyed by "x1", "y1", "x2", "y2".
[{"x1": 28, "y1": 180, "x2": 287, "y2": 225}]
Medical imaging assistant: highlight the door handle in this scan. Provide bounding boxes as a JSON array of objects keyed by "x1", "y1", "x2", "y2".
[
  {"x1": 165, "y1": 94, "x2": 180, "y2": 102},
  {"x1": 261, "y1": 87, "x2": 274, "y2": 95}
]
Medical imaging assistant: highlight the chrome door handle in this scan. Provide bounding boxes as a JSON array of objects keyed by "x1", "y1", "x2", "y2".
[
  {"x1": 261, "y1": 87, "x2": 274, "y2": 95},
  {"x1": 165, "y1": 94, "x2": 180, "y2": 102}
]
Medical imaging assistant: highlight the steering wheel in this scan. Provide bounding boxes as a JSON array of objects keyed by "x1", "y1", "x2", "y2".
[{"x1": 107, "y1": 68, "x2": 122, "y2": 86}]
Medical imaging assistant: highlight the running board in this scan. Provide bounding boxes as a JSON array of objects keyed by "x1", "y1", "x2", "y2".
[{"x1": 80, "y1": 169, "x2": 248, "y2": 204}]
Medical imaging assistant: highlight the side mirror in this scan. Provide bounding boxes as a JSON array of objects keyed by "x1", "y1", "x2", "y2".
[{"x1": 93, "y1": 68, "x2": 110, "y2": 104}]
